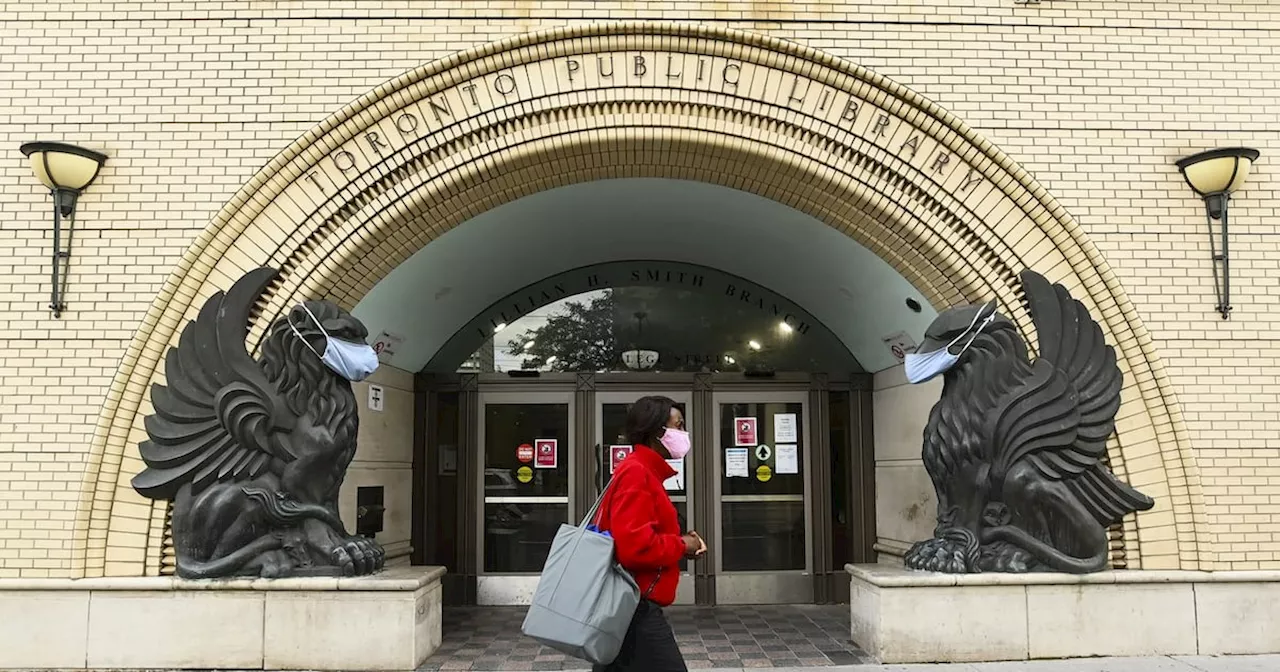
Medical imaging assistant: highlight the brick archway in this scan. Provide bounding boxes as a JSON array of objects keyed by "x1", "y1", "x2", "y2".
[{"x1": 77, "y1": 22, "x2": 1210, "y2": 577}]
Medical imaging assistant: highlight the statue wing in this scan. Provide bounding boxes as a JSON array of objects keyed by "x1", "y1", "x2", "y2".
[
  {"x1": 986, "y1": 270, "x2": 1153, "y2": 525},
  {"x1": 132, "y1": 268, "x2": 297, "y2": 500}
]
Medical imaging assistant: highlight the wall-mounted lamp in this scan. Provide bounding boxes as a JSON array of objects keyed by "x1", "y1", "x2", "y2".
[
  {"x1": 19, "y1": 141, "x2": 108, "y2": 318},
  {"x1": 1175, "y1": 147, "x2": 1260, "y2": 320}
]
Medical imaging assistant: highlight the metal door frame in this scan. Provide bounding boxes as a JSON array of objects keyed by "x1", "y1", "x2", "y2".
[
  {"x1": 711, "y1": 389, "x2": 814, "y2": 604},
  {"x1": 475, "y1": 390, "x2": 576, "y2": 605}
]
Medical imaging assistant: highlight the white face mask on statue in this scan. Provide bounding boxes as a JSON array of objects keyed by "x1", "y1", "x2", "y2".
[
  {"x1": 904, "y1": 309, "x2": 995, "y2": 385},
  {"x1": 288, "y1": 304, "x2": 380, "y2": 382}
]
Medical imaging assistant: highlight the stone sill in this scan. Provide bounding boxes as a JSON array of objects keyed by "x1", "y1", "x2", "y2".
[
  {"x1": 0, "y1": 566, "x2": 446, "y2": 591},
  {"x1": 847, "y1": 562, "x2": 1280, "y2": 662},
  {"x1": 0, "y1": 565, "x2": 447, "y2": 670},
  {"x1": 846, "y1": 563, "x2": 1280, "y2": 587}
]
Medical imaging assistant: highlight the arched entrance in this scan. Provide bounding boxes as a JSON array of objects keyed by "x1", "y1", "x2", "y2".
[{"x1": 76, "y1": 22, "x2": 1208, "y2": 578}]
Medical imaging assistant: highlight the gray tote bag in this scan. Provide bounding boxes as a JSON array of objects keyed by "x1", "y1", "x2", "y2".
[{"x1": 521, "y1": 479, "x2": 650, "y2": 664}]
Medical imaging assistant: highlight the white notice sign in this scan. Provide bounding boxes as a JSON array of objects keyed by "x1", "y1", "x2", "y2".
[
  {"x1": 664, "y1": 459, "x2": 685, "y2": 491},
  {"x1": 367, "y1": 384, "x2": 384, "y2": 412},
  {"x1": 774, "y1": 413, "x2": 797, "y2": 443},
  {"x1": 776, "y1": 444, "x2": 799, "y2": 475},
  {"x1": 371, "y1": 330, "x2": 405, "y2": 363},
  {"x1": 725, "y1": 448, "x2": 750, "y2": 478}
]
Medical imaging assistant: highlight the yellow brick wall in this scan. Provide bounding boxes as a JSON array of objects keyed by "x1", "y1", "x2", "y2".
[{"x1": 1, "y1": 1, "x2": 1278, "y2": 576}]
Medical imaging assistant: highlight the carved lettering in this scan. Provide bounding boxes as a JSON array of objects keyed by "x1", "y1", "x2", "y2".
[
  {"x1": 587, "y1": 274, "x2": 602, "y2": 288},
  {"x1": 872, "y1": 114, "x2": 891, "y2": 138},
  {"x1": 931, "y1": 151, "x2": 952, "y2": 173},
  {"x1": 665, "y1": 54, "x2": 682, "y2": 80},
  {"x1": 842, "y1": 99, "x2": 860, "y2": 123},
  {"x1": 634, "y1": 54, "x2": 647, "y2": 78},
  {"x1": 786, "y1": 77, "x2": 806, "y2": 107},
  {"x1": 900, "y1": 135, "x2": 922, "y2": 160},
  {"x1": 427, "y1": 96, "x2": 452, "y2": 123},
  {"x1": 332, "y1": 150, "x2": 358, "y2": 175},
  {"x1": 722, "y1": 63, "x2": 741, "y2": 89},
  {"x1": 395, "y1": 112, "x2": 420, "y2": 136},
  {"x1": 566, "y1": 58, "x2": 580, "y2": 81},
  {"x1": 462, "y1": 83, "x2": 480, "y2": 107},
  {"x1": 697, "y1": 58, "x2": 707, "y2": 81},
  {"x1": 304, "y1": 171, "x2": 327, "y2": 194},
  {"x1": 493, "y1": 72, "x2": 517, "y2": 96},
  {"x1": 960, "y1": 167, "x2": 984, "y2": 193},
  {"x1": 818, "y1": 89, "x2": 831, "y2": 112},
  {"x1": 364, "y1": 131, "x2": 390, "y2": 157},
  {"x1": 597, "y1": 55, "x2": 614, "y2": 79}
]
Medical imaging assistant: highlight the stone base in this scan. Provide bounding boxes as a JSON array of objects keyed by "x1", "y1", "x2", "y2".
[
  {"x1": 847, "y1": 564, "x2": 1280, "y2": 664},
  {"x1": 0, "y1": 566, "x2": 445, "y2": 671}
]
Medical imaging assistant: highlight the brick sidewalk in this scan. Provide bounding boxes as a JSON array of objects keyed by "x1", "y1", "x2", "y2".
[{"x1": 419, "y1": 605, "x2": 873, "y2": 670}]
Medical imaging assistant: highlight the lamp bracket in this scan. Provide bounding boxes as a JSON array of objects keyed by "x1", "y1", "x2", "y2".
[
  {"x1": 48, "y1": 188, "x2": 77, "y2": 318},
  {"x1": 1203, "y1": 192, "x2": 1232, "y2": 320}
]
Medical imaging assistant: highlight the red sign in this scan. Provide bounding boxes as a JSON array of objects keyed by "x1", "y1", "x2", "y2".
[
  {"x1": 734, "y1": 417, "x2": 758, "y2": 447},
  {"x1": 535, "y1": 438, "x2": 558, "y2": 468},
  {"x1": 609, "y1": 445, "x2": 633, "y2": 474},
  {"x1": 517, "y1": 443, "x2": 534, "y2": 463}
]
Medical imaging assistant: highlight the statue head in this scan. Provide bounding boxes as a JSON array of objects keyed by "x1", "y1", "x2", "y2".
[
  {"x1": 282, "y1": 300, "x2": 378, "y2": 383},
  {"x1": 906, "y1": 300, "x2": 1015, "y2": 384}
]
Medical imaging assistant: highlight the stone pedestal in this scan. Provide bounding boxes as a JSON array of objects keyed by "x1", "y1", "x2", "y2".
[
  {"x1": 848, "y1": 564, "x2": 1280, "y2": 663},
  {"x1": 0, "y1": 566, "x2": 445, "y2": 671}
]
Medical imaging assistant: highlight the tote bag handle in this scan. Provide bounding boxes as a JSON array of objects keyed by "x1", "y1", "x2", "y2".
[{"x1": 580, "y1": 476, "x2": 617, "y2": 528}]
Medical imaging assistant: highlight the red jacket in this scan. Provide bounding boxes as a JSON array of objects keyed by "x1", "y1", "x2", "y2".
[{"x1": 596, "y1": 445, "x2": 685, "y2": 606}]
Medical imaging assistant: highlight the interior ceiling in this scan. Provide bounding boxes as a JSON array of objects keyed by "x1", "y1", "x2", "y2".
[{"x1": 353, "y1": 178, "x2": 939, "y2": 374}]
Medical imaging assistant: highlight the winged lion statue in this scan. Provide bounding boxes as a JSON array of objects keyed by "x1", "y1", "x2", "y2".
[
  {"x1": 901, "y1": 269, "x2": 1155, "y2": 574},
  {"x1": 131, "y1": 267, "x2": 386, "y2": 579}
]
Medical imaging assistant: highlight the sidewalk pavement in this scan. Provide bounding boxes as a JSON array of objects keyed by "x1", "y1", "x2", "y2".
[{"x1": 676, "y1": 655, "x2": 1280, "y2": 672}]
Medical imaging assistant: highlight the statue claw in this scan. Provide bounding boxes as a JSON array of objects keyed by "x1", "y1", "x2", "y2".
[
  {"x1": 904, "y1": 527, "x2": 980, "y2": 573},
  {"x1": 331, "y1": 536, "x2": 386, "y2": 576}
]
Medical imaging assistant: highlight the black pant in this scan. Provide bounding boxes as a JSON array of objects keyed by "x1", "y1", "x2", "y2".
[{"x1": 593, "y1": 600, "x2": 688, "y2": 672}]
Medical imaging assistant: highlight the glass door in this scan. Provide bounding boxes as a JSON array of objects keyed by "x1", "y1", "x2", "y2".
[
  {"x1": 476, "y1": 391, "x2": 574, "y2": 605},
  {"x1": 595, "y1": 391, "x2": 695, "y2": 605},
  {"x1": 712, "y1": 391, "x2": 812, "y2": 604}
]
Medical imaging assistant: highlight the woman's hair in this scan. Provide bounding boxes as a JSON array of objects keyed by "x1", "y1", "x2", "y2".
[{"x1": 624, "y1": 395, "x2": 676, "y2": 447}]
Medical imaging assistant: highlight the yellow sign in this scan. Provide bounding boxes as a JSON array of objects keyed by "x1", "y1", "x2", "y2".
[
  {"x1": 516, "y1": 466, "x2": 534, "y2": 483},
  {"x1": 756, "y1": 465, "x2": 772, "y2": 483}
]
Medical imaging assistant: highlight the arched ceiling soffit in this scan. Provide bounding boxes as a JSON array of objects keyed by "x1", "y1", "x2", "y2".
[{"x1": 354, "y1": 179, "x2": 937, "y2": 374}]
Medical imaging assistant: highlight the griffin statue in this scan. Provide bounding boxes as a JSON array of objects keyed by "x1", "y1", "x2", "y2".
[
  {"x1": 902, "y1": 270, "x2": 1155, "y2": 574},
  {"x1": 131, "y1": 267, "x2": 386, "y2": 579}
]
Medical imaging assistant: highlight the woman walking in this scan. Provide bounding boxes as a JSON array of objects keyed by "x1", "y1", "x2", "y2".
[{"x1": 594, "y1": 395, "x2": 705, "y2": 672}]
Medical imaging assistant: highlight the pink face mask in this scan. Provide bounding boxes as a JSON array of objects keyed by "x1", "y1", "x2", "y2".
[{"x1": 660, "y1": 428, "x2": 692, "y2": 460}]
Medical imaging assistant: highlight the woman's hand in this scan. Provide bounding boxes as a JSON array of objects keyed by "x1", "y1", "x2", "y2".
[{"x1": 682, "y1": 530, "x2": 707, "y2": 559}]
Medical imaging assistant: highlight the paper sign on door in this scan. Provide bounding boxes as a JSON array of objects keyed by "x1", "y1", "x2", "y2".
[
  {"x1": 776, "y1": 444, "x2": 799, "y2": 475},
  {"x1": 734, "y1": 418, "x2": 758, "y2": 446},
  {"x1": 535, "y1": 439, "x2": 558, "y2": 468},
  {"x1": 609, "y1": 445, "x2": 633, "y2": 474},
  {"x1": 664, "y1": 459, "x2": 685, "y2": 491},
  {"x1": 774, "y1": 413, "x2": 797, "y2": 443},
  {"x1": 725, "y1": 448, "x2": 750, "y2": 478}
]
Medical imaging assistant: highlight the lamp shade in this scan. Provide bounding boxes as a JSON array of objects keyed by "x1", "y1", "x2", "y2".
[
  {"x1": 20, "y1": 141, "x2": 107, "y2": 191},
  {"x1": 1176, "y1": 147, "x2": 1260, "y2": 197}
]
